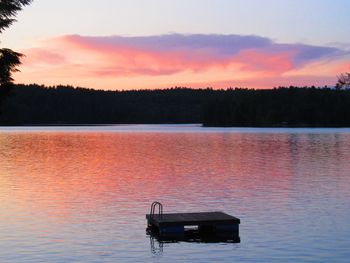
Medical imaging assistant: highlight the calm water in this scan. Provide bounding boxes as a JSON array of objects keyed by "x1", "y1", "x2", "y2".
[{"x1": 1, "y1": 125, "x2": 350, "y2": 262}]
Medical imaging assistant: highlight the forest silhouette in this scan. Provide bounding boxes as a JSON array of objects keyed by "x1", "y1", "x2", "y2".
[
  {"x1": 1, "y1": 84, "x2": 350, "y2": 127},
  {"x1": 1, "y1": 1, "x2": 350, "y2": 128}
]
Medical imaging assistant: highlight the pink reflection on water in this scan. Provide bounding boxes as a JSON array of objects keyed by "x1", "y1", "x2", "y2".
[
  {"x1": 1, "y1": 129, "x2": 350, "y2": 261},
  {"x1": 1, "y1": 131, "x2": 349, "y2": 223}
]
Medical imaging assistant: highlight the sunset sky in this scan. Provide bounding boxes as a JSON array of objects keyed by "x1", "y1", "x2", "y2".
[{"x1": 2, "y1": 0, "x2": 350, "y2": 90}]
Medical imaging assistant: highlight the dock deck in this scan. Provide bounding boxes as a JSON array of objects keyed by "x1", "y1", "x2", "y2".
[
  {"x1": 146, "y1": 202, "x2": 240, "y2": 242},
  {"x1": 146, "y1": 211, "x2": 240, "y2": 241},
  {"x1": 146, "y1": 212, "x2": 240, "y2": 227}
]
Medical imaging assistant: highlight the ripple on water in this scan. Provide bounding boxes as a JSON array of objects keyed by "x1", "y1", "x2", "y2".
[{"x1": 0, "y1": 127, "x2": 350, "y2": 262}]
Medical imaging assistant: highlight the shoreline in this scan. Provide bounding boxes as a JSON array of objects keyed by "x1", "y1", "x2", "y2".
[{"x1": 1, "y1": 123, "x2": 350, "y2": 128}]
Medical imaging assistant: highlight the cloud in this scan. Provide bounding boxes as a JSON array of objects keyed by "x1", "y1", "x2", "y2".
[
  {"x1": 22, "y1": 48, "x2": 66, "y2": 66},
  {"x1": 17, "y1": 33, "x2": 349, "y2": 89},
  {"x1": 52, "y1": 34, "x2": 343, "y2": 76}
]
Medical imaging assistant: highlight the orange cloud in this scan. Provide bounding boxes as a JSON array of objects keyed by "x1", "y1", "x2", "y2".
[
  {"x1": 22, "y1": 48, "x2": 66, "y2": 66},
  {"x1": 15, "y1": 34, "x2": 349, "y2": 89},
  {"x1": 335, "y1": 62, "x2": 350, "y2": 74},
  {"x1": 234, "y1": 49, "x2": 294, "y2": 74},
  {"x1": 54, "y1": 35, "x2": 234, "y2": 77}
]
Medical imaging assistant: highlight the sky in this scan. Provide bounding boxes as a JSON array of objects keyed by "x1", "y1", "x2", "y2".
[{"x1": 2, "y1": 0, "x2": 350, "y2": 90}]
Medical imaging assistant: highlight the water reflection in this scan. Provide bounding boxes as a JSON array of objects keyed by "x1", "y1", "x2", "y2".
[
  {"x1": 0, "y1": 128, "x2": 350, "y2": 262},
  {"x1": 147, "y1": 230, "x2": 241, "y2": 244},
  {"x1": 148, "y1": 232, "x2": 240, "y2": 258},
  {"x1": 149, "y1": 235, "x2": 164, "y2": 256}
]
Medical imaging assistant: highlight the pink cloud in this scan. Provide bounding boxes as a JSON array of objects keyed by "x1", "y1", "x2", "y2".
[
  {"x1": 22, "y1": 48, "x2": 66, "y2": 66},
  {"x1": 55, "y1": 35, "x2": 233, "y2": 77},
  {"x1": 234, "y1": 49, "x2": 294, "y2": 74},
  {"x1": 41, "y1": 35, "x2": 291, "y2": 79},
  {"x1": 17, "y1": 34, "x2": 349, "y2": 89},
  {"x1": 335, "y1": 62, "x2": 350, "y2": 74}
]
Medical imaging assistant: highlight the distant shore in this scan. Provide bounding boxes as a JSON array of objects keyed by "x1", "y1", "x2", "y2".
[
  {"x1": 1, "y1": 123, "x2": 350, "y2": 128},
  {"x1": 1, "y1": 84, "x2": 350, "y2": 127}
]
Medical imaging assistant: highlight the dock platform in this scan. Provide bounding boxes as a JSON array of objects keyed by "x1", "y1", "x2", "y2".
[{"x1": 146, "y1": 202, "x2": 240, "y2": 242}]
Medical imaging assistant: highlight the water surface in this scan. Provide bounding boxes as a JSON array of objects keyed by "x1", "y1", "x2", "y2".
[{"x1": 1, "y1": 125, "x2": 350, "y2": 262}]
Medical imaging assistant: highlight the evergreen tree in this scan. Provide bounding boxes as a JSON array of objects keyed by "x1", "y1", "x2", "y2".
[
  {"x1": 0, "y1": 0, "x2": 32, "y2": 84},
  {"x1": 0, "y1": 0, "x2": 32, "y2": 33},
  {"x1": 0, "y1": 0, "x2": 32, "y2": 118},
  {"x1": 0, "y1": 48, "x2": 23, "y2": 84}
]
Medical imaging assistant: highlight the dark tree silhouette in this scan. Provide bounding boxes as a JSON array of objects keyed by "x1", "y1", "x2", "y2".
[
  {"x1": 0, "y1": 0, "x2": 32, "y2": 117},
  {"x1": 1, "y1": 84, "x2": 350, "y2": 127},
  {"x1": 0, "y1": 0, "x2": 32, "y2": 83},
  {"x1": 0, "y1": 0, "x2": 33, "y2": 33},
  {"x1": 337, "y1": 72, "x2": 350, "y2": 89},
  {"x1": 0, "y1": 48, "x2": 23, "y2": 83}
]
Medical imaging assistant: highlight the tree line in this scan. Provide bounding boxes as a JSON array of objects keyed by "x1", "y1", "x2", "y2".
[
  {"x1": 1, "y1": 84, "x2": 350, "y2": 127},
  {"x1": 0, "y1": 84, "x2": 213, "y2": 124},
  {"x1": 203, "y1": 87, "x2": 350, "y2": 127}
]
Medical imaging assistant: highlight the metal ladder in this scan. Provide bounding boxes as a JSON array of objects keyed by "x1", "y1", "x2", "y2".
[{"x1": 150, "y1": 201, "x2": 163, "y2": 218}]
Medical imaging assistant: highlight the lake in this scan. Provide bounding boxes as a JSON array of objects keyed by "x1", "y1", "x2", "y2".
[{"x1": 1, "y1": 125, "x2": 350, "y2": 262}]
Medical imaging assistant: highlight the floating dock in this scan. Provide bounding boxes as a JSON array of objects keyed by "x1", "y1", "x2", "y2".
[{"x1": 146, "y1": 202, "x2": 240, "y2": 242}]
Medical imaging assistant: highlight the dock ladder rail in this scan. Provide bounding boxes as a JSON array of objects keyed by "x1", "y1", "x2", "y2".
[{"x1": 150, "y1": 201, "x2": 163, "y2": 219}]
